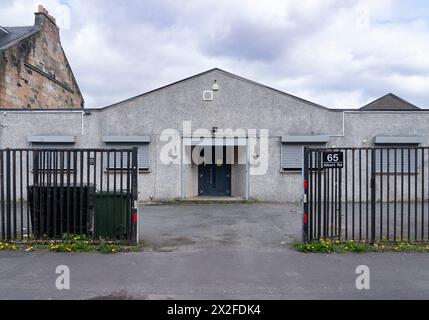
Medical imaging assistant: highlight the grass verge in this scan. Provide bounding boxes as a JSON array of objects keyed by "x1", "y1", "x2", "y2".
[
  {"x1": 0, "y1": 234, "x2": 141, "y2": 254},
  {"x1": 153, "y1": 199, "x2": 266, "y2": 205},
  {"x1": 294, "y1": 238, "x2": 429, "y2": 253}
]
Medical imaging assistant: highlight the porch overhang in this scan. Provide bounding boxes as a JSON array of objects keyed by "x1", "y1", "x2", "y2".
[
  {"x1": 281, "y1": 135, "x2": 330, "y2": 144},
  {"x1": 102, "y1": 135, "x2": 151, "y2": 143},
  {"x1": 183, "y1": 137, "x2": 247, "y2": 146}
]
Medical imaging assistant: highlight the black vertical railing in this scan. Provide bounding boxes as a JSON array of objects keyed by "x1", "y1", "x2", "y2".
[
  {"x1": 0, "y1": 148, "x2": 138, "y2": 242},
  {"x1": 131, "y1": 147, "x2": 139, "y2": 244},
  {"x1": 304, "y1": 146, "x2": 429, "y2": 243},
  {"x1": 370, "y1": 149, "x2": 376, "y2": 243}
]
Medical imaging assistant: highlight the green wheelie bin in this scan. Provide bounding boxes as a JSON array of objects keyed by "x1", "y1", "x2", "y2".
[{"x1": 94, "y1": 191, "x2": 130, "y2": 239}]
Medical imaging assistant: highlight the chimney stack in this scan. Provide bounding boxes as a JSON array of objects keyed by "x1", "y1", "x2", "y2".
[{"x1": 35, "y1": 5, "x2": 57, "y2": 28}]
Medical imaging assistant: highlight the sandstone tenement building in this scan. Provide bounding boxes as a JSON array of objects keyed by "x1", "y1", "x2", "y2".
[{"x1": 0, "y1": 5, "x2": 83, "y2": 109}]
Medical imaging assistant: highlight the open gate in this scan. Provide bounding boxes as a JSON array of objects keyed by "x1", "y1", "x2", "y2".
[{"x1": 303, "y1": 147, "x2": 429, "y2": 243}]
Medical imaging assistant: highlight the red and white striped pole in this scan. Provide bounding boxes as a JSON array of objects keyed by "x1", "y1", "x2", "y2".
[{"x1": 302, "y1": 147, "x2": 309, "y2": 243}]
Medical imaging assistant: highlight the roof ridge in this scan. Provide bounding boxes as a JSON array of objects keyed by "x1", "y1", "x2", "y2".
[
  {"x1": 360, "y1": 93, "x2": 420, "y2": 110},
  {"x1": 212, "y1": 68, "x2": 329, "y2": 110},
  {"x1": 95, "y1": 68, "x2": 331, "y2": 111},
  {"x1": 386, "y1": 93, "x2": 420, "y2": 109},
  {"x1": 2, "y1": 25, "x2": 35, "y2": 30}
]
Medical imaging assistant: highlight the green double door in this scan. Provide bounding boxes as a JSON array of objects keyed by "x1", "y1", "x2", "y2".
[{"x1": 198, "y1": 146, "x2": 231, "y2": 196}]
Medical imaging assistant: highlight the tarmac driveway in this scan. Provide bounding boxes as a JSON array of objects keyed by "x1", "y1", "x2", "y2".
[
  {"x1": 138, "y1": 202, "x2": 302, "y2": 252},
  {"x1": 2, "y1": 203, "x2": 429, "y2": 300}
]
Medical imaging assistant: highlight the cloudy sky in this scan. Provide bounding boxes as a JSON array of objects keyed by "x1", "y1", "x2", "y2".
[{"x1": 1, "y1": 0, "x2": 429, "y2": 109}]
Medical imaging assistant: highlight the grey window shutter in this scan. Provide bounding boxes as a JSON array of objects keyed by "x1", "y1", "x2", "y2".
[
  {"x1": 282, "y1": 143, "x2": 325, "y2": 170},
  {"x1": 106, "y1": 143, "x2": 150, "y2": 170},
  {"x1": 32, "y1": 143, "x2": 75, "y2": 170},
  {"x1": 282, "y1": 144, "x2": 303, "y2": 169},
  {"x1": 375, "y1": 148, "x2": 417, "y2": 173},
  {"x1": 138, "y1": 143, "x2": 150, "y2": 169},
  {"x1": 106, "y1": 148, "x2": 129, "y2": 169}
]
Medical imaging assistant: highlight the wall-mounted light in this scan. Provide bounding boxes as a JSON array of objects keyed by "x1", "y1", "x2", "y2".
[
  {"x1": 252, "y1": 144, "x2": 260, "y2": 160},
  {"x1": 212, "y1": 80, "x2": 219, "y2": 91}
]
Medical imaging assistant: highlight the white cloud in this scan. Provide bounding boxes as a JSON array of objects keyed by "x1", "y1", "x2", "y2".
[
  {"x1": 0, "y1": 0, "x2": 70, "y2": 29},
  {"x1": 1, "y1": 0, "x2": 428, "y2": 108}
]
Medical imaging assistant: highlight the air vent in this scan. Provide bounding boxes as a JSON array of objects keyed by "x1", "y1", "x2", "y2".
[{"x1": 203, "y1": 90, "x2": 213, "y2": 101}]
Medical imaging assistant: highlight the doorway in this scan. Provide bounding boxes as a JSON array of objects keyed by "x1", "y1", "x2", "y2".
[{"x1": 198, "y1": 146, "x2": 231, "y2": 196}]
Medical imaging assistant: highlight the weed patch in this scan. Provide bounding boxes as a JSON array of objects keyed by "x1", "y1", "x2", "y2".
[
  {"x1": 0, "y1": 234, "x2": 141, "y2": 254},
  {"x1": 294, "y1": 238, "x2": 429, "y2": 253}
]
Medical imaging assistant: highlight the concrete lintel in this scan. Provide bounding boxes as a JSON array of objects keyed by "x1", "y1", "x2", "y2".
[
  {"x1": 374, "y1": 136, "x2": 423, "y2": 145},
  {"x1": 28, "y1": 135, "x2": 76, "y2": 144},
  {"x1": 103, "y1": 135, "x2": 151, "y2": 143}
]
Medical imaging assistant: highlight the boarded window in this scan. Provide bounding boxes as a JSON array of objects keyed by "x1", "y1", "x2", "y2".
[
  {"x1": 105, "y1": 143, "x2": 150, "y2": 170},
  {"x1": 375, "y1": 147, "x2": 419, "y2": 173}
]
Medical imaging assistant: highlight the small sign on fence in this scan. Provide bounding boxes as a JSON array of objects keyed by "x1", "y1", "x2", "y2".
[{"x1": 322, "y1": 151, "x2": 344, "y2": 168}]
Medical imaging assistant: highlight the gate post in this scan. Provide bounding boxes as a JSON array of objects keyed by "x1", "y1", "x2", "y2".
[
  {"x1": 130, "y1": 147, "x2": 139, "y2": 244},
  {"x1": 5, "y1": 149, "x2": 11, "y2": 241},
  {"x1": 302, "y1": 147, "x2": 309, "y2": 243}
]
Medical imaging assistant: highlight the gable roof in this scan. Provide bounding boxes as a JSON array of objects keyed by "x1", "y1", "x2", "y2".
[
  {"x1": 0, "y1": 26, "x2": 38, "y2": 50},
  {"x1": 0, "y1": 26, "x2": 9, "y2": 35},
  {"x1": 92, "y1": 68, "x2": 333, "y2": 111},
  {"x1": 360, "y1": 93, "x2": 420, "y2": 111},
  {"x1": 0, "y1": 22, "x2": 83, "y2": 107}
]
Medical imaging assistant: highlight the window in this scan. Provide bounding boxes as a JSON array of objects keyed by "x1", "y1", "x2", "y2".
[
  {"x1": 105, "y1": 143, "x2": 150, "y2": 171},
  {"x1": 281, "y1": 143, "x2": 325, "y2": 171},
  {"x1": 375, "y1": 147, "x2": 419, "y2": 173},
  {"x1": 280, "y1": 135, "x2": 329, "y2": 172},
  {"x1": 31, "y1": 143, "x2": 76, "y2": 171},
  {"x1": 373, "y1": 137, "x2": 422, "y2": 174}
]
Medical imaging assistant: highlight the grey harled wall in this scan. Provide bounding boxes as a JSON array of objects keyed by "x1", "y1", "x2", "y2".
[{"x1": 1, "y1": 69, "x2": 429, "y2": 202}]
